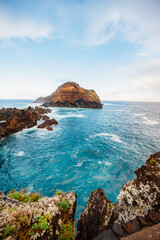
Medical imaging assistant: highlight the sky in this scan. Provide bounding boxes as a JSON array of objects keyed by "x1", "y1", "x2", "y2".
[{"x1": 0, "y1": 0, "x2": 160, "y2": 101}]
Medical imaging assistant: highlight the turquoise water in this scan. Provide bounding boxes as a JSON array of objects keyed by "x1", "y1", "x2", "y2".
[{"x1": 0, "y1": 100, "x2": 160, "y2": 222}]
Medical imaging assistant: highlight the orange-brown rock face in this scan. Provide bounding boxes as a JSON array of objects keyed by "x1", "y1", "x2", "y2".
[{"x1": 35, "y1": 82, "x2": 103, "y2": 109}]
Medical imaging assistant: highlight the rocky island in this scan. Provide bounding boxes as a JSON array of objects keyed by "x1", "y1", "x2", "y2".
[
  {"x1": 0, "y1": 152, "x2": 160, "y2": 239},
  {"x1": 34, "y1": 82, "x2": 103, "y2": 109}
]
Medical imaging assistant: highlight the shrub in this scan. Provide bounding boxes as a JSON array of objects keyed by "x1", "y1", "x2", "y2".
[
  {"x1": 0, "y1": 205, "x2": 4, "y2": 211},
  {"x1": 29, "y1": 215, "x2": 53, "y2": 236},
  {"x1": 58, "y1": 223, "x2": 74, "y2": 240},
  {"x1": 57, "y1": 200, "x2": 69, "y2": 211},
  {"x1": 3, "y1": 224, "x2": 15, "y2": 239},
  {"x1": 150, "y1": 158, "x2": 157, "y2": 165},
  {"x1": 55, "y1": 190, "x2": 63, "y2": 196},
  {"x1": 7, "y1": 189, "x2": 41, "y2": 203}
]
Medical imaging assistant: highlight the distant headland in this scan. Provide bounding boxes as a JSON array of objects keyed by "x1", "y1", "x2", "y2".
[{"x1": 34, "y1": 81, "x2": 103, "y2": 109}]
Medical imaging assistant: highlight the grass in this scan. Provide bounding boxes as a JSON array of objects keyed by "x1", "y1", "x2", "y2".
[
  {"x1": 58, "y1": 223, "x2": 74, "y2": 240},
  {"x1": 57, "y1": 200, "x2": 69, "y2": 212},
  {"x1": 55, "y1": 190, "x2": 63, "y2": 196},
  {"x1": 150, "y1": 158, "x2": 157, "y2": 165},
  {"x1": 3, "y1": 224, "x2": 15, "y2": 239},
  {"x1": 7, "y1": 189, "x2": 41, "y2": 203},
  {"x1": 9, "y1": 207, "x2": 16, "y2": 212},
  {"x1": 29, "y1": 214, "x2": 53, "y2": 236}
]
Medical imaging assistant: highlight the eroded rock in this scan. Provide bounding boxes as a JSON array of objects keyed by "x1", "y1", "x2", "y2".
[{"x1": 0, "y1": 191, "x2": 76, "y2": 240}]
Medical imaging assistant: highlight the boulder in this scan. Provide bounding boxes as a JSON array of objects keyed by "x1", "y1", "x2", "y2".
[{"x1": 37, "y1": 118, "x2": 58, "y2": 130}]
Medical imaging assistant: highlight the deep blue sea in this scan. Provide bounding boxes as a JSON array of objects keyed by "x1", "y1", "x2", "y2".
[{"x1": 0, "y1": 99, "x2": 160, "y2": 222}]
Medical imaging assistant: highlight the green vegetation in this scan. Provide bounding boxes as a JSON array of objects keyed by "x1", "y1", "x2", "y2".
[
  {"x1": 3, "y1": 224, "x2": 15, "y2": 239},
  {"x1": 107, "y1": 203, "x2": 116, "y2": 209},
  {"x1": 0, "y1": 205, "x2": 4, "y2": 211},
  {"x1": 150, "y1": 158, "x2": 157, "y2": 165},
  {"x1": 7, "y1": 189, "x2": 41, "y2": 203},
  {"x1": 58, "y1": 223, "x2": 74, "y2": 240},
  {"x1": 9, "y1": 207, "x2": 16, "y2": 212},
  {"x1": 29, "y1": 214, "x2": 53, "y2": 236},
  {"x1": 57, "y1": 200, "x2": 69, "y2": 211},
  {"x1": 55, "y1": 190, "x2": 63, "y2": 196}
]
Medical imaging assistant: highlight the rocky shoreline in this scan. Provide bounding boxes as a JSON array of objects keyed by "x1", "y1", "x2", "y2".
[
  {"x1": 0, "y1": 106, "x2": 58, "y2": 140},
  {"x1": 0, "y1": 152, "x2": 160, "y2": 239}
]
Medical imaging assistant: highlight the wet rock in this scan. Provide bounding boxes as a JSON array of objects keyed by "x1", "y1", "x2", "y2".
[
  {"x1": 0, "y1": 107, "x2": 54, "y2": 139},
  {"x1": 34, "y1": 81, "x2": 103, "y2": 109},
  {"x1": 76, "y1": 188, "x2": 115, "y2": 240},
  {"x1": 42, "y1": 115, "x2": 49, "y2": 121},
  {"x1": 37, "y1": 118, "x2": 58, "y2": 130}
]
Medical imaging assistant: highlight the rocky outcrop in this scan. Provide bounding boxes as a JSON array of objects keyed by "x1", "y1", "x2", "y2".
[
  {"x1": 34, "y1": 82, "x2": 103, "y2": 109},
  {"x1": 0, "y1": 191, "x2": 76, "y2": 240},
  {"x1": 77, "y1": 152, "x2": 160, "y2": 240},
  {"x1": 76, "y1": 188, "x2": 115, "y2": 240},
  {"x1": 37, "y1": 118, "x2": 58, "y2": 131},
  {"x1": 0, "y1": 106, "x2": 57, "y2": 139}
]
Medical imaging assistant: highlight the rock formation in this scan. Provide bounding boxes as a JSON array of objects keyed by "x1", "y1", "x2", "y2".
[
  {"x1": 34, "y1": 82, "x2": 103, "y2": 109},
  {"x1": 37, "y1": 118, "x2": 58, "y2": 131},
  {"x1": 77, "y1": 152, "x2": 160, "y2": 240},
  {"x1": 0, "y1": 106, "x2": 58, "y2": 139},
  {"x1": 0, "y1": 191, "x2": 76, "y2": 240}
]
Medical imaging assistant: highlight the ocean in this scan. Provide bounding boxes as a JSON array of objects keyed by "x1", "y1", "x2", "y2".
[{"x1": 0, "y1": 99, "x2": 159, "y2": 222}]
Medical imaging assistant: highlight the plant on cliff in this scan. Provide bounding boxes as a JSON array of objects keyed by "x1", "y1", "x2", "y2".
[
  {"x1": 57, "y1": 200, "x2": 69, "y2": 211},
  {"x1": 150, "y1": 158, "x2": 157, "y2": 165},
  {"x1": 29, "y1": 214, "x2": 53, "y2": 236},
  {"x1": 56, "y1": 190, "x2": 63, "y2": 196},
  {"x1": 0, "y1": 205, "x2": 4, "y2": 211},
  {"x1": 3, "y1": 224, "x2": 15, "y2": 239},
  {"x1": 7, "y1": 189, "x2": 41, "y2": 202},
  {"x1": 58, "y1": 222, "x2": 74, "y2": 240}
]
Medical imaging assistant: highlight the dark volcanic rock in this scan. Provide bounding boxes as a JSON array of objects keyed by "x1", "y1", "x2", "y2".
[
  {"x1": 0, "y1": 106, "x2": 53, "y2": 139},
  {"x1": 34, "y1": 81, "x2": 103, "y2": 109},
  {"x1": 77, "y1": 152, "x2": 160, "y2": 240},
  {"x1": 37, "y1": 118, "x2": 58, "y2": 130},
  {"x1": 76, "y1": 188, "x2": 115, "y2": 240}
]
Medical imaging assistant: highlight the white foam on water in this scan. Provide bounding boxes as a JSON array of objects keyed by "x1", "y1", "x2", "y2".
[
  {"x1": 75, "y1": 162, "x2": 83, "y2": 167},
  {"x1": 104, "y1": 162, "x2": 112, "y2": 166},
  {"x1": 47, "y1": 175, "x2": 54, "y2": 180},
  {"x1": 93, "y1": 133, "x2": 123, "y2": 143},
  {"x1": 14, "y1": 151, "x2": 24, "y2": 156},
  {"x1": 134, "y1": 113, "x2": 145, "y2": 116},
  {"x1": 98, "y1": 161, "x2": 112, "y2": 166},
  {"x1": 142, "y1": 116, "x2": 158, "y2": 125},
  {"x1": 103, "y1": 103, "x2": 114, "y2": 106},
  {"x1": 26, "y1": 184, "x2": 34, "y2": 193}
]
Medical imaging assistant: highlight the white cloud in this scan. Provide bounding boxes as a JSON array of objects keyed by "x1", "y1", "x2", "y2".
[
  {"x1": 74, "y1": 0, "x2": 160, "y2": 54},
  {"x1": 132, "y1": 59, "x2": 160, "y2": 91},
  {"x1": 0, "y1": 5, "x2": 52, "y2": 40}
]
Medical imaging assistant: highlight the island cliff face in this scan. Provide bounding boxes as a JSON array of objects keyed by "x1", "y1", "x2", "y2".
[{"x1": 34, "y1": 82, "x2": 103, "y2": 109}]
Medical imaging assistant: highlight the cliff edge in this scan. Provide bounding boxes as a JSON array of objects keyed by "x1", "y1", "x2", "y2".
[{"x1": 34, "y1": 82, "x2": 103, "y2": 109}]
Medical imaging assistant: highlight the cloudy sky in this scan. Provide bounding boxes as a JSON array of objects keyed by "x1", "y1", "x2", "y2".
[{"x1": 0, "y1": 0, "x2": 160, "y2": 101}]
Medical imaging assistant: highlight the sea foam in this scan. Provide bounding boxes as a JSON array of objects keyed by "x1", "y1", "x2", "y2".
[{"x1": 93, "y1": 133, "x2": 123, "y2": 143}]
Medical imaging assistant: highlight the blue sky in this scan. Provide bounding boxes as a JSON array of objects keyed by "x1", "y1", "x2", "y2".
[{"x1": 0, "y1": 0, "x2": 160, "y2": 101}]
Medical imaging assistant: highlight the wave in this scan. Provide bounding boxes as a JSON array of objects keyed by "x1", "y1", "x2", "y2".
[
  {"x1": 134, "y1": 113, "x2": 146, "y2": 116},
  {"x1": 93, "y1": 133, "x2": 123, "y2": 143},
  {"x1": 14, "y1": 151, "x2": 24, "y2": 156},
  {"x1": 103, "y1": 103, "x2": 114, "y2": 106},
  {"x1": 98, "y1": 161, "x2": 112, "y2": 166},
  {"x1": 142, "y1": 116, "x2": 158, "y2": 125}
]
